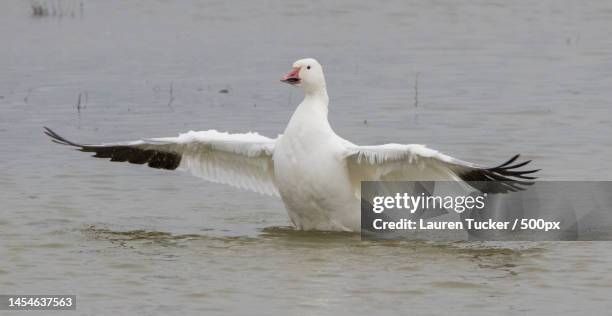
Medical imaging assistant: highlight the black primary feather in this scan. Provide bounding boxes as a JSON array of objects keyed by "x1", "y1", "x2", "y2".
[
  {"x1": 44, "y1": 127, "x2": 181, "y2": 170},
  {"x1": 459, "y1": 154, "x2": 540, "y2": 193}
]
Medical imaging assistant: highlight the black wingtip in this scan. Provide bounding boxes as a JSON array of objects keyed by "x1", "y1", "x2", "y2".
[
  {"x1": 493, "y1": 154, "x2": 520, "y2": 169},
  {"x1": 43, "y1": 127, "x2": 182, "y2": 170},
  {"x1": 43, "y1": 127, "x2": 81, "y2": 147},
  {"x1": 461, "y1": 154, "x2": 541, "y2": 194},
  {"x1": 486, "y1": 155, "x2": 540, "y2": 191}
]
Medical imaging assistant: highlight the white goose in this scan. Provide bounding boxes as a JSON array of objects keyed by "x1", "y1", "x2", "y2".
[{"x1": 45, "y1": 58, "x2": 538, "y2": 232}]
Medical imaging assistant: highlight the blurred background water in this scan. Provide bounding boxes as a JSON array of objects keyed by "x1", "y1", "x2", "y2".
[{"x1": 1, "y1": 0, "x2": 612, "y2": 314}]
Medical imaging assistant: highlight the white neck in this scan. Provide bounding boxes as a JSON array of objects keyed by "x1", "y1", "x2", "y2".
[
  {"x1": 303, "y1": 86, "x2": 329, "y2": 114},
  {"x1": 284, "y1": 86, "x2": 332, "y2": 136}
]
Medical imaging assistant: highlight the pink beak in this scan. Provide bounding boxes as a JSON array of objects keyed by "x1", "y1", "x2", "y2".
[{"x1": 281, "y1": 67, "x2": 301, "y2": 84}]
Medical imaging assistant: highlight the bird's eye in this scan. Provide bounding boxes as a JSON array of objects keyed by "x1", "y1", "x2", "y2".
[{"x1": 307, "y1": 66, "x2": 311, "y2": 70}]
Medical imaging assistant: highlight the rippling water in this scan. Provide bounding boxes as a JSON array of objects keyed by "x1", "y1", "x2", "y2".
[{"x1": 1, "y1": 0, "x2": 612, "y2": 314}]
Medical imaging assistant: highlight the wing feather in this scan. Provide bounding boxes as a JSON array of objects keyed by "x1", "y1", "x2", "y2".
[
  {"x1": 45, "y1": 127, "x2": 279, "y2": 196},
  {"x1": 345, "y1": 144, "x2": 539, "y2": 194}
]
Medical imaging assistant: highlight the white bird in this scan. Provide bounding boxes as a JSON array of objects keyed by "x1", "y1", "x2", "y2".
[{"x1": 45, "y1": 58, "x2": 538, "y2": 232}]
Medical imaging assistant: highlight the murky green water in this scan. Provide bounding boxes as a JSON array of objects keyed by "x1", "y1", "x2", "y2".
[{"x1": 1, "y1": 0, "x2": 612, "y2": 314}]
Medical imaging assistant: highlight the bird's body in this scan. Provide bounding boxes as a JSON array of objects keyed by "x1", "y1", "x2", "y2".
[
  {"x1": 45, "y1": 58, "x2": 538, "y2": 232},
  {"x1": 274, "y1": 90, "x2": 360, "y2": 231}
]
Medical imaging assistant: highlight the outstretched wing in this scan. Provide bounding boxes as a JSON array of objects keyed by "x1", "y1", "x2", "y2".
[
  {"x1": 45, "y1": 127, "x2": 280, "y2": 196},
  {"x1": 345, "y1": 143, "x2": 539, "y2": 194}
]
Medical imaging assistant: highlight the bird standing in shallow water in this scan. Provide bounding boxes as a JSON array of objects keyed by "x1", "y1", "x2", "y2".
[{"x1": 45, "y1": 58, "x2": 538, "y2": 232}]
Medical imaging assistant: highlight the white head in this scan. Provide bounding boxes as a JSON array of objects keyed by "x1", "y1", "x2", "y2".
[{"x1": 281, "y1": 58, "x2": 326, "y2": 94}]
